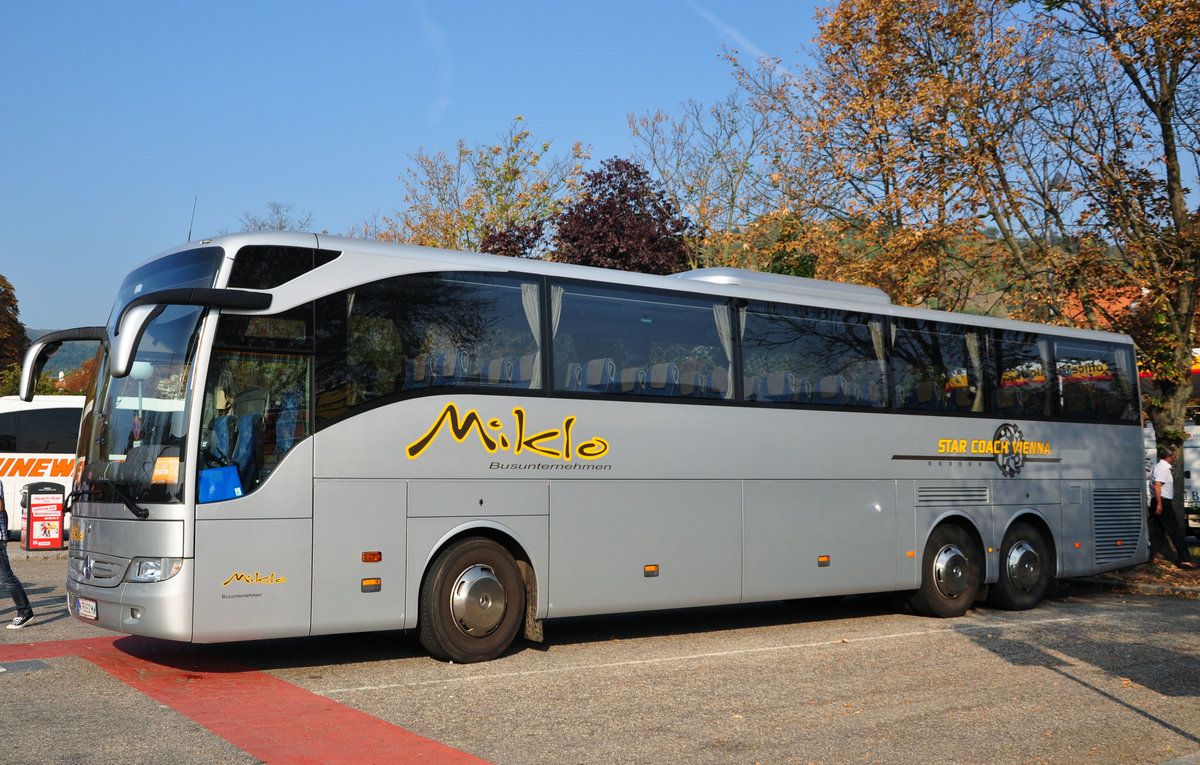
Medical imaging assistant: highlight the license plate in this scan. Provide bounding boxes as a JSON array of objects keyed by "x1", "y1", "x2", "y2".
[{"x1": 77, "y1": 598, "x2": 97, "y2": 620}]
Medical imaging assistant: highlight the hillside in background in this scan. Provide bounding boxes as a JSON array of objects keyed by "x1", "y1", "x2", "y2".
[{"x1": 27, "y1": 329, "x2": 100, "y2": 376}]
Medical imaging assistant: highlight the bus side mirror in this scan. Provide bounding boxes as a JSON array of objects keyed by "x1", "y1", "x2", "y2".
[
  {"x1": 110, "y1": 303, "x2": 164, "y2": 379},
  {"x1": 20, "y1": 326, "x2": 108, "y2": 401},
  {"x1": 109, "y1": 287, "x2": 273, "y2": 379}
]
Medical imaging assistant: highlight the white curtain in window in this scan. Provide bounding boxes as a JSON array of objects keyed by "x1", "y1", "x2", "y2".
[
  {"x1": 520, "y1": 283, "x2": 545, "y2": 388},
  {"x1": 714, "y1": 304, "x2": 734, "y2": 399}
]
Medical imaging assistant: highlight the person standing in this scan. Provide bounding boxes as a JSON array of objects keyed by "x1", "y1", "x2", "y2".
[
  {"x1": 0, "y1": 483, "x2": 35, "y2": 628},
  {"x1": 1148, "y1": 445, "x2": 1199, "y2": 570}
]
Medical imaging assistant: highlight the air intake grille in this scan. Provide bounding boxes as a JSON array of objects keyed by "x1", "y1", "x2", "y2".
[
  {"x1": 1093, "y1": 488, "x2": 1143, "y2": 565},
  {"x1": 917, "y1": 486, "x2": 990, "y2": 505},
  {"x1": 68, "y1": 551, "x2": 127, "y2": 588}
]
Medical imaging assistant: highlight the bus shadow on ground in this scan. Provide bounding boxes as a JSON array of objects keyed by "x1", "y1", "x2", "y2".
[
  {"x1": 104, "y1": 586, "x2": 1105, "y2": 673},
  {"x1": 505, "y1": 594, "x2": 899, "y2": 654},
  {"x1": 115, "y1": 629, "x2": 426, "y2": 674},
  {"x1": 959, "y1": 625, "x2": 1200, "y2": 746},
  {"x1": 141, "y1": 595, "x2": 901, "y2": 673},
  {"x1": 963, "y1": 609, "x2": 1200, "y2": 700}
]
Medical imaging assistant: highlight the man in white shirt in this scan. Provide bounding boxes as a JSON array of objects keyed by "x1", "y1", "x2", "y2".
[{"x1": 1148, "y1": 445, "x2": 1198, "y2": 570}]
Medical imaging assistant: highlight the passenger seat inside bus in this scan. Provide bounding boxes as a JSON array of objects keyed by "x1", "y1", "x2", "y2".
[
  {"x1": 618, "y1": 366, "x2": 646, "y2": 393},
  {"x1": 232, "y1": 413, "x2": 263, "y2": 490},
  {"x1": 485, "y1": 358, "x2": 514, "y2": 385},
  {"x1": 275, "y1": 391, "x2": 300, "y2": 454},
  {"x1": 213, "y1": 415, "x2": 235, "y2": 462},
  {"x1": 210, "y1": 413, "x2": 263, "y2": 491},
  {"x1": 515, "y1": 354, "x2": 538, "y2": 387},
  {"x1": 646, "y1": 362, "x2": 680, "y2": 396},
  {"x1": 762, "y1": 370, "x2": 795, "y2": 402},
  {"x1": 581, "y1": 358, "x2": 616, "y2": 392},
  {"x1": 233, "y1": 387, "x2": 269, "y2": 417}
]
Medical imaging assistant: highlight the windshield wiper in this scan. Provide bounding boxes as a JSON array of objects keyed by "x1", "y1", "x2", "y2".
[
  {"x1": 65, "y1": 488, "x2": 101, "y2": 513},
  {"x1": 87, "y1": 478, "x2": 150, "y2": 519}
]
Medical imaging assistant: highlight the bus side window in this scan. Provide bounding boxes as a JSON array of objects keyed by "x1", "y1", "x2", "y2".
[
  {"x1": 552, "y1": 281, "x2": 727, "y2": 400},
  {"x1": 994, "y1": 331, "x2": 1054, "y2": 418},
  {"x1": 327, "y1": 273, "x2": 542, "y2": 402},
  {"x1": 893, "y1": 320, "x2": 987, "y2": 414},
  {"x1": 742, "y1": 303, "x2": 885, "y2": 408},
  {"x1": 1055, "y1": 340, "x2": 1138, "y2": 422},
  {"x1": 202, "y1": 303, "x2": 313, "y2": 499}
]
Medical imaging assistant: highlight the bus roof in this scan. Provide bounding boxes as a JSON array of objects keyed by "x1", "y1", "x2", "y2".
[{"x1": 152, "y1": 231, "x2": 1136, "y2": 348}]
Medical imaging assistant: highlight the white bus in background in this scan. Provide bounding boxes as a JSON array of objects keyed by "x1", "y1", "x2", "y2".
[
  {"x1": 23, "y1": 232, "x2": 1148, "y2": 663},
  {"x1": 1145, "y1": 424, "x2": 1200, "y2": 534},
  {"x1": 0, "y1": 395, "x2": 84, "y2": 539}
]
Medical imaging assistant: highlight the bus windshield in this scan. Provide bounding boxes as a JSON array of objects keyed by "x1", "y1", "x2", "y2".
[{"x1": 80, "y1": 247, "x2": 224, "y2": 505}]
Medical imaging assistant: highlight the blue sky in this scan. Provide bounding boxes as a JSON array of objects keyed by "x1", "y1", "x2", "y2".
[{"x1": 1, "y1": 1, "x2": 820, "y2": 330}]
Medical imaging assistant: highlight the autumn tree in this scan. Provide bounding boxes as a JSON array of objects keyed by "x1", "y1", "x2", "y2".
[
  {"x1": 1031, "y1": 0, "x2": 1200, "y2": 459},
  {"x1": 57, "y1": 354, "x2": 99, "y2": 395},
  {"x1": 371, "y1": 117, "x2": 590, "y2": 255},
  {"x1": 628, "y1": 92, "x2": 782, "y2": 269},
  {"x1": 745, "y1": 210, "x2": 818, "y2": 278},
  {"x1": 552, "y1": 157, "x2": 696, "y2": 275},
  {"x1": 733, "y1": 0, "x2": 1049, "y2": 313},
  {"x1": 737, "y1": 0, "x2": 1200, "y2": 458}
]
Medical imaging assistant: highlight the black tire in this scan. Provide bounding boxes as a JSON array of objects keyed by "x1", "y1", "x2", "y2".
[
  {"x1": 418, "y1": 537, "x2": 525, "y2": 663},
  {"x1": 987, "y1": 521, "x2": 1051, "y2": 610},
  {"x1": 909, "y1": 524, "x2": 980, "y2": 618}
]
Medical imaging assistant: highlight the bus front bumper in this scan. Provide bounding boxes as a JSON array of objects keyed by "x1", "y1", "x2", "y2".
[{"x1": 66, "y1": 561, "x2": 195, "y2": 642}]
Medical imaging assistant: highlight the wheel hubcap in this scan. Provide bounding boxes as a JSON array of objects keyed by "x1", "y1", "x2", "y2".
[
  {"x1": 1005, "y1": 541, "x2": 1041, "y2": 592},
  {"x1": 933, "y1": 544, "x2": 970, "y2": 599},
  {"x1": 450, "y1": 564, "x2": 506, "y2": 637}
]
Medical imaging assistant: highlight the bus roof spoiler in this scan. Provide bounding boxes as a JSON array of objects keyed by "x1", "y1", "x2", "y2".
[
  {"x1": 20, "y1": 326, "x2": 107, "y2": 402},
  {"x1": 109, "y1": 287, "x2": 273, "y2": 379}
]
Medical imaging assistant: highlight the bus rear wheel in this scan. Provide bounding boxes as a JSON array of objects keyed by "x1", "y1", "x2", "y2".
[
  {"x1": 910, "y1": 524, "x2": 980, "y2": 618},
  {"x1": 419, "y1": 537, "x2": 525, "y2": 663},
  {"x1": 987, "y1": 521, "x2": 1050, "y2": 611}
]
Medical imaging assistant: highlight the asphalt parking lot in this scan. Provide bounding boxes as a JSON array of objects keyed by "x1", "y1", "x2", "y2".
[{"x1": 2, "y1": 551, "x2": 1199, "y2": 764}]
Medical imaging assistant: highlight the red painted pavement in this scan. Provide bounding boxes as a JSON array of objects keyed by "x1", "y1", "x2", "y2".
[{"x1": 0, "y1": 636, "x2": 488, "y2": 764}]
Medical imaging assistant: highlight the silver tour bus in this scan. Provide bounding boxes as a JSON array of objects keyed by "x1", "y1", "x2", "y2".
[{"x1": 22, "y1": 232, "x2": 1147, "y2": 662}]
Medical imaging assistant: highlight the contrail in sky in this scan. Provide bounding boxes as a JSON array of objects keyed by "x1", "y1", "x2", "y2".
[{"x1": 689, "y1": 3, "x2": 770, "y2": 60}]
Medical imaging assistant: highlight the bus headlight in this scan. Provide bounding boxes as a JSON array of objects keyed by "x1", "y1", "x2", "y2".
[{"x1": 126, "y1": 557, "x2": 184, "y2": 583}]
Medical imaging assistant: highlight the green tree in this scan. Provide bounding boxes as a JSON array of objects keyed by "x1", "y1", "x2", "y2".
[
  {"x1": 0, "y1": 275, "x2": 28, "y2": 393},
  {"x1": 552, "y1": 158, "x2": 696, "y2": 275}
]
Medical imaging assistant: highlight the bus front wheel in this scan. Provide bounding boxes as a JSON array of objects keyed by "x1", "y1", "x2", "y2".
[
  {"x1": 910, "y1": 524, "x2": 980, "y2": 618},
  {"x1": 987, "y1": 521, "x2": 1050, "y2": 610},
  {"x1": 419, "y1": 537, "x2": 525, "y2": 663}
]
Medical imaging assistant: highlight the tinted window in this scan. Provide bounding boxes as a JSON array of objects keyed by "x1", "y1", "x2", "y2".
[
  {"x1": 228, "y1": 246, "x2": 341, "y2": 289},
  {"x1": 552, "y1": 282, "x2": 730, "y2": 399},
  {"x1": 0, "y1": 408, "x2": 81, "y2": 453},
  {"x1": 742, "y1": 303, "x2": 886, "y2": 406},
  {"x1": 1056, "y1": 340, "x2": 1139, "y2": 422},
  {"x1": 108, "y1": 247, "x2": 223, "y2": 338},
  {"x1": 993, "y1": 331, "x2": 1055, "y2": 417},
  {"x1": 893, "y1": 320, "x2": 988, "y2": 413},
  {"x1": 314, "y1": 272, "x2": 542, "y2": 426},
  {"x1": 202, "y1": 304, "x2": 316, "y2": 500}
]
